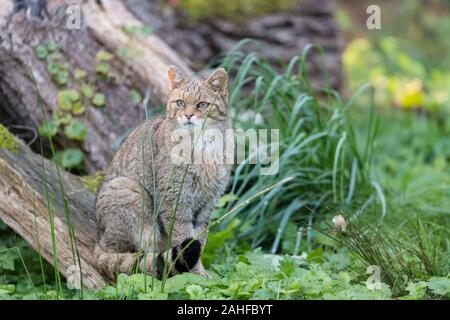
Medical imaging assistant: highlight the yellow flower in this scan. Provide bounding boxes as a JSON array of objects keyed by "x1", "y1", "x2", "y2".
[{"x1": 395, "y1": 79, "x2": 425, "y2": 109}]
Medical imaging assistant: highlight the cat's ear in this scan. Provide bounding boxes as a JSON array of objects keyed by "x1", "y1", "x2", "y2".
[
  {"x1": 204, "y1": 68, "x2": 228, "y2": 103},
  {"x1": 168, "y1": 65, "x2": 188, "y2": 91}
]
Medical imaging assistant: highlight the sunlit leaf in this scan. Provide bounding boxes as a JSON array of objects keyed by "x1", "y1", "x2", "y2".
[
  {"x1": 92, "y1": 93, "x2": 106, "y2": 107},
  {"x1": 64, "y1": 120, "x2": 87, "y2": 141}
]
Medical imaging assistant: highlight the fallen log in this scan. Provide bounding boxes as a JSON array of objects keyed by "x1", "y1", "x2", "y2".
[
  {"x1": 124, "y1": 0, "x2": 343, "y2": 89},
  {"x1": 0, "y1": 0, "x2": 193, "y2": 173},
  {"x1": 0, "y1": 134, "x2": 106, "y2": 290}
]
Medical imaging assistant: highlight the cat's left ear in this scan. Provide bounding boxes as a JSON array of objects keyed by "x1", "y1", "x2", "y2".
[
  {"x1": 168, "y1": 65, "x2": 188, "y2": 91},
  {"x1": 204, "y1": 68, "x2": 229, "y2": 104}
]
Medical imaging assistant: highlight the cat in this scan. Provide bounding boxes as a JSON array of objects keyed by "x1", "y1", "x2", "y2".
[{"x1": 94, "y1": 66, "x2": 232, "y2": 280}]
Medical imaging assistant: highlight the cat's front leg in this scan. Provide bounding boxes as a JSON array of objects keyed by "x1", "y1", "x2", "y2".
[{"x1": 192, "y1": 216, "x2": 211, "y2": 277}]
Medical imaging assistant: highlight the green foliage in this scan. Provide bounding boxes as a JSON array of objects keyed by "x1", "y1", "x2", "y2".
[
  {"x1": 0, "y1": 221, "x2": 55, "y2": 297},
  {"x1": 344, "y1": 37, "x2": 450, "y2": 113},
  {"x1": 96, "y1": 63, "x2": 110, "y2": 76},
  {"x1": 217, "y1": 49, "x2": 379, "y2": 250},
  {"x1": 58, "y1": 89, "x2": 80, "y2": 111},
  {"x1": 82, "y1": 250, "x2": 449, "y2": 300},
  {"x1": 80, "y1": 171, "x2": 105, "y2": 193},
  {"x1": 427, "y1": 277, "x2": 450, "y2": 297},
  {"x1": 38, "y1": 120, "x2": 59, "y2": 139},
  {"x1": 342, "y1": 1, "x2": 450, "y2": 114},
  {"x1": 80, "y1": 83, "x2": 94, "y2": 98},
  {"x1": 34, "y1": 41, "x2": 127, "y2": 171},
  {"x1": 54, "y1": 148, "x2": 84, "y2": 170},
  {"x1": 35, "y1": 45, "x2": 48, "y2": 59},
  {"x1": 92, "y1": 93, "x2": 106, "y2": 107},
  {"x1": 74, "y1": 68, "x2": 87, "y2": 80},
  {"x1": 64, "y1": 120, "x2": 87, "y2": 141},
  {"x1": 202, "y1": 218, "x2": 240, "y2": 268},
  {"x1": 95, "y1": 50, "x2": 114, "y2": 62},
  {"x1": 130, "y1": 89, "x2": 142, "y2": 105},
  {"x1": 322, "y1": 216, "x2": 449, "y2": 297},
  {"x1": 0, "y1": 124, "x2": 18, "y2": 153}
]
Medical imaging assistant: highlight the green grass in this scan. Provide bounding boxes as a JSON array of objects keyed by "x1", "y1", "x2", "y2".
[{"x1": 215, "y1": 48, "x2": 381, "y2": 252}]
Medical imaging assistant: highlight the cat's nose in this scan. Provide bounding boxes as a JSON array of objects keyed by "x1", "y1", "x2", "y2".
[{"x1": 185, "y1": 114, "x2": 193, "y2": 120}]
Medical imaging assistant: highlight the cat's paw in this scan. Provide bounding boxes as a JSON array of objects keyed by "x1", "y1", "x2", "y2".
[
  {"x1": 195, "y1": 269, "x2": 211, "y2": 278},
  {"x1": 193, "y1": 263, "x2": 211, "y2": 278}
]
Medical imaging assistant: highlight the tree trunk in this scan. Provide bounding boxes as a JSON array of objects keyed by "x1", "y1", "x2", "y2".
[
  {"x1": 0, "y1": 137, "x2": 107, "y2": 290},
  {"x1": 0, "y1": 0, "x2": 193, "y2": 173},
  {"x1": 124, "y1": 0, "x2": 343, "y2": 90}
]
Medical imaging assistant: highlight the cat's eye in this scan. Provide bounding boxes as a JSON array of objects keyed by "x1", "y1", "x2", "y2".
[
  {"x1": 197, "y1": 102, "x2": 210, "y2": 109},
  {"x1": 175, "y1": 100, "x2": 185, "y2": 108}
]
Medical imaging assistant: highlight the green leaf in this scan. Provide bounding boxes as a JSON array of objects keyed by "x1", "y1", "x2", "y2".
[
  {"x1": 55, "y1": 71, "x2": 69, "y2": 86},
  {"x1": 46, "y1": 42, "x2": 58, "y2": 52},
  {"x1": 80, "y1": 84, "x2": 94, "y2": 98},
  {"x1": 72, "y1": 101, "x2": 86, "y2": 115},
  {"x1": 59, "y1": 89, "x2": 80, "y2": 102},
  {"x1": 60, "y1": 148, "x2": 84, "y2": 169},
  {"x1": 279, "y1": 256, "x2": 297, "y2": 278},
  {"x1": 74, "y1": 68, "x2": 87, "y2": 79},
  {"x1": 186, "y1": 284, "x2": 204, "y2": 300},
  {"x1": 58, "y1": 63, "x2": 70, "y2": 71},
  {"x1": 203, "y1": 218, "x2": 239, "y2": 267},
  {"x1": 427, "y1": 277, "x2": 450, "y2": 296},
  {"x1": 38, "y1": 120, "x2": 59, "y2": 138},
  {"x1": 164, "y1": 273, "x2": 211, "y2": 293},
  {"x1": 131, "y1": 89, "x2": 142, "y2": 104},
  {"x1": 47, "y1": 52, "x2": 63, "y2": 61},
  {"x1": 58, "y1": 89, "x2": 80, "y2": 111},
  {"x1": 95, "y1": 50, "x2": 114, "y2": 62},
  {"x1": 0, "y1": 252, "x2": 16, "y2": 271},
  {"x1": 307, "y1": 248, "x2": 324, "y2": 263},
  {"x1": 0, "y1": 284, "x2": 15, "y2": 295},
  {"x1": 92, "y1": 93, "x2": 106, "y2": 107},
  {"x1": 53, "y1": 111, "x2": 72, "y2": 126},
  {"x1": 35, "y1": 45, "x2": 48, "y2": 59},
  {"x1": 96, "y1": 63, "x2": 110, "y2": 75},
  {"x1": 402, "y1": 281, "x2": 428, "y2": 300},
  {"x1": 64, "y1": 120, "x2": 87, "y2": 141},
  {"x1": 47, "y1": 63, "x2": 59, "y2": 75},
  {"x1": 138, "y1": 292, "x2": 168, "y2": 300}
]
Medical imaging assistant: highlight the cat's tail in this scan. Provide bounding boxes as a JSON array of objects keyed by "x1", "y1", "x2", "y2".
[
  {"x1": 94, "y1": 238, "x2": 201, "y2": 280},
  {"x1": 149, "y1": 238, "x2": 202, "y2": 278}
]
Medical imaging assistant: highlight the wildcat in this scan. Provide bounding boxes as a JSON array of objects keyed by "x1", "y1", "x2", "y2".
[{"x1": 94, "y1": 66, "x2": 232, "y2": 280}]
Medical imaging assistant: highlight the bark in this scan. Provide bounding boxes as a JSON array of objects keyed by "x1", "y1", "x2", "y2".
[
  {"x1": 124, "y1": 0, "x2": 343, "y2": 90},
  {"x1": 0, "y1": 138, "x2": 107, "y2": 290},
  {"x1": 0, "y1": 0, "x2": 193, "y2": 173}
]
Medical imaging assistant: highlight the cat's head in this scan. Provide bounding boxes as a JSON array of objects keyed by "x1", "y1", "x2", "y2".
[{"x1": 166, "y1": 66, "x2": 229, "y2": 129}]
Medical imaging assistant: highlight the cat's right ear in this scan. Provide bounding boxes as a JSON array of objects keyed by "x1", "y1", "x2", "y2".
[{"x1": 168, "y1": 66, "x2": 187, "y2": 91}]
